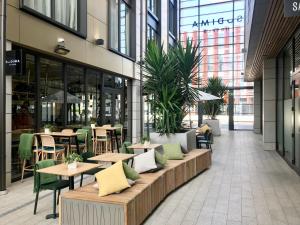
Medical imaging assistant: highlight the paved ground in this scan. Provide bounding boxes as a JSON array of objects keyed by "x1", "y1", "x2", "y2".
[{"x1": 1, "y1": 131, "x2": 300, "y2": 225}]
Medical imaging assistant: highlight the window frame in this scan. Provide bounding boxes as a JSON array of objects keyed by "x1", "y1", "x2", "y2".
[
  {"x1": 147, "y1": 0, "x2": 161, "y2": 43},
  {"x1": 108, "y1": 0, "x2": 136, "y2": 60},
  {"x1": 20, "y1": 0, "x2": 87, "y2": 38}
]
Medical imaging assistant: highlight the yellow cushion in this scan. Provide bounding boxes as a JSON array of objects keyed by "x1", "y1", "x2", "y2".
[
  {"x1": 95, "y1": 161, "x2": 130, "y2": 197},
  {"x1": 197, "y1": 124, "x2": 210, "y2": 134}
]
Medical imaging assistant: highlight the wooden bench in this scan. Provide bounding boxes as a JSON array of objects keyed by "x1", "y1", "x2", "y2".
[{"x1": 59, "y1": 149, "x2": 211, "y2": 225}]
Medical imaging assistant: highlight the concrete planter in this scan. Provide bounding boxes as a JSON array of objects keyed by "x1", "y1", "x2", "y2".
[
  {"x1": 203, "y1": 119, "x2": 221, "y2": 136},
  {"x1": 150, "y1": 129, "x2": 196, "y2": 153}
]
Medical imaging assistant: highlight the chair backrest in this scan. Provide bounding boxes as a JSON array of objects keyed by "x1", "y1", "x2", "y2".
[
  {"x1": 76, "y1": 129, "x2": 88, "y2": 142},
  {"x1": 114, "y1": 123, "x2": 123, "y2": 135},
  {"x1": 34, "y1": 159, "x2": 57, "y2": 192},
  {"x1": 102, "y1": 124, "x2": 111, "y2": 128},
  {"x1": 95, "y1": 128, "x2": 108, "y2": 138},
  {"x1": 81, "y1": 151, "x2": 95, "y2": 162},
  {"x1": 61, "y1": 129, "x2": 74, "y2": 134},
  {"x1": 40, "y1": 135, "x2": 55, "y2": 148},
  {"x1": 121, "y1": 141, "x2": 133, "y2": 154},
  {"x1": 18, "y1": 133, "x2": 34, "y2": 160}
]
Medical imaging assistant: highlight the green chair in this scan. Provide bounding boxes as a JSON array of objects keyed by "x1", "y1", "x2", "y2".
[
  {"x1": 18, "y1": 133, "x2": 34, "y2": 182},
  {"x1": 114, "y1": 123, "x2": 123, "y2": 145},
  {"x1": 79, "y1": 151, "x2": 103, "y2": 187},
  {"x1": 69, "y1": 129, "x2": 88, "y2": 153},
  {"x1": 33, "y1": 160, "x2": 69, "y2": 219},
  {"x1": 121, "y1": 141, "x2": 133, "y2": 154}
]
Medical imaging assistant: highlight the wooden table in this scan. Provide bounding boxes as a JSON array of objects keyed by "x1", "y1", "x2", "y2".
[
  {"x1": 35, "y1": 132, "x2": 80, "y2": 154},
  {"x1": 37, "y1": 162, "x2": 100, "y2": 190},
  {"x1": 88, "y1": 153, "x2": 136, "y2": 164},
  {"x1": 93, "y1": 127, "x2": 120, "y2": 153},
  {"x1": 127, "y1": 143, "x2": 162, "y2": 153}
]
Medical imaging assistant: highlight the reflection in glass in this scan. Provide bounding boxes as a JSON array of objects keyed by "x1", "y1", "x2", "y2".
[
  {"x1": 67, "y1": 65, "x2": 85, "y2": 126},
  {"x1": 120, "y1": 1, "x2": 130, "y2": 55},
  {"x1": 86, "y1": 70, "x2": 102, "y2": 124},
  {"x1": 12, "y1": 54, "x2": 36, "y2": 181},
  {"x1": 40, "y1": 58, "x2": 64, "y2": 127}
]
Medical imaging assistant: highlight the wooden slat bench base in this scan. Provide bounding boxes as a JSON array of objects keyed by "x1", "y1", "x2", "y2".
[{"x1": 60, "y1": 149, "x2": 211, "y2": 225}]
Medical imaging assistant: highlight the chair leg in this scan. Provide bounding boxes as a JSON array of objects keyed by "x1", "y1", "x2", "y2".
[
  {"x1": 80, "y1": 174, "x2": 83, "y2": 187},
  {"x1": 33, "y1": 190, "x2": 39, "y2": 215},
  {"x1": 21, "y1": 160, "x2": 26, "y2": 183},
  {"x1": 53, "y1": 190, "x2": 57, "y2": 216},
  {"x1": 57, "y1": 190, "x2": 61, "y2": 205}
]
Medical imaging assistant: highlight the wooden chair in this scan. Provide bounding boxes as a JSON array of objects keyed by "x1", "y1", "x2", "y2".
[
  {"x1": 33, "y1": 136, "x2": 42, "y2": 162},
  {"x1": 57, "y1": 129, "x2": 74, "y2": 155},
  {"x1": 114, "y1": 123, "x2": 123, "y2": 145},
  {"x1": 94, "y1": 128, "x2": 111, "y2": 155},
  {"x1": 40, "y1": 135, "x2": 65, "y2": 160}
]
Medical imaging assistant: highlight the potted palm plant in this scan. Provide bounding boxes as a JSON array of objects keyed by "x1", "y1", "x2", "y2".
[
  {"x1": 201, "y1": 77, "x2": 227, "y2": 136},
  {"x1": 64, "y1": 153, "x2": 83, "y2": 170},
  {"x1": 144, "y1": 40, "x2": 201, "y2": 152},
  {"x1": 90, "y1": 117, "x2": 97, "y2": 128}
]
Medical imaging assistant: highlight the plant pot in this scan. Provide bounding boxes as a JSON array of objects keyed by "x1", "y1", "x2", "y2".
[
  {"x1": 44, "y1": 128, "x2": 51, "y2": 134},
  {"x1": 203, "y1": 119, "x2": 221, "y2": 136},
  {"x1": 67, "y1": 161, "x2": 78, "y2": 170},
  {"x1": 91, "y1": 124, "x2": 96, "y2": 129},
  {"x1": 144, "y1": 141, "x2": 150, "y2": 146},
  {"x1": 150, "y1": 129, "x2": 196, "y2": 153}
]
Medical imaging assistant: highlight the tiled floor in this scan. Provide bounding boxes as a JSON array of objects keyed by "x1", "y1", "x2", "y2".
[{"x1": 1, "y1": 131, "x2": 300, "y2": 225}]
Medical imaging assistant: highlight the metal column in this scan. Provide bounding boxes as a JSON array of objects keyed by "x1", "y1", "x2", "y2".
[{"x1": 0, "y1": 0, "x2": 7, "y2": 193}]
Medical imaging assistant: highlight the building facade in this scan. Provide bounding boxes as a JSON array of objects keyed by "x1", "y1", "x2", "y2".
[
  {"x1": 245, "y1": 0, "x2": 300, "y2": 174},
  {"x1": 3, "y1": 0, "x2": 177, "y2": 186},
  {"x1": 180, "y1": 0, "x2": 254, "y2": 130}
]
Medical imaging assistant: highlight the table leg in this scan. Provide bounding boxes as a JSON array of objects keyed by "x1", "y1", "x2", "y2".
[
  {"x1": 144, "y1": 148, "x2": 147, "y2": 153},
  {"x1": 68, "y1": 137, "x2": 71, "y2": 155},
  {"x1": 69, "y1": 176, "x2": 74, "y2": 190},
  {"x1": 75, "y1": 136, "x2": 80, "y2": 154},
  {"x1": 114, "y1": 131, "x2": 119, "y2": 153},
  {"x1": 45, "y1": 190, "x2": 59, "y2": 219}
]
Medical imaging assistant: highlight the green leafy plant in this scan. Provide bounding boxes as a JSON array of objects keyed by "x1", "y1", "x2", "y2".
[
  {"x1": 141, "y1": 135, "x2": 150, "y2": 144},
  {"x1": 143, "y1": 39, "x2": 201, "y2": 135},
  {"x1": 64, "y1": 153, "x2": 83, "y2": 164},
  {"x1": 44, "y1": 124, "x2": 54, "y2": 130},
  {"x1": 90, "y1": 117, "x2": 97, "y2": 124},
  {"x1": 201, "y1": 77, "x2": 227, "y2": 120}
]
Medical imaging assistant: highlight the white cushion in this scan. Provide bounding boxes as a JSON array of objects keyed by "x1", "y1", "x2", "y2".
[{"x1": 133, "y1": 148, "x2": 157, "y2": 173}]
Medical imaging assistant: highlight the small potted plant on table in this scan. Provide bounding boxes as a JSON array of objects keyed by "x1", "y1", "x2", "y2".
[
  {"x1": 64, "y1": 153, "x2": 83, "y2": 170},
  {"x1": 90, "y1": 117, "x2": 97, "y2": 129},
  {"x1": 44, "y1": 124, "x2": 54, "y2": 134},
  {"x1": 141, "y1": 135, "x2": 150, "y2": 146}
]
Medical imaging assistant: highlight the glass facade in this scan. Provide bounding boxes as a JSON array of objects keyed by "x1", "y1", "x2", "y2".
[
  {"x1": 180, "y1": 0, "x2": 254, "y2": 129},
  {"x1": 276, "y1": 28, "x2": 300, "y2": 172},
  {"x1": 11, "y1": 47, "x2": 131, "y2": 181}
]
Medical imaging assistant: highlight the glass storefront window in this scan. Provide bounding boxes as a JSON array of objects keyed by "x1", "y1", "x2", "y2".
[
  {"x1": 11, "y1": 54, "x2": 36, "y2": 181},
  {"x1": 66, "y1": 65, "x2": 85, "y2": 127},
  {"x1": 86, "y1": 70, "x2": 102, "y2": 124},
  {"x1": 40, "y1": 58, "x2": 64, "y2": 128}
]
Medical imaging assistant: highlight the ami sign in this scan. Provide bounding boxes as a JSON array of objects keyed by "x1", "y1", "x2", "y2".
[{"x1": 284, "y1": 0, "x2": 300, "y2": 17}]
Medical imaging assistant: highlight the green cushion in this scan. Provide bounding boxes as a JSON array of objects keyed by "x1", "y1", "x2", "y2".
[
  {"x1": 34, "y1": 159, "x2": 57, "y2": 192},
  {"x1": 155, "y1": 151, "x2": 167, "y2": 166},
  {"x1": 122, "y1": 162, "x2": 140, "y2": 181},
  {"x1": 163, "y1": 143, "x2": 184, "y2": 160}
]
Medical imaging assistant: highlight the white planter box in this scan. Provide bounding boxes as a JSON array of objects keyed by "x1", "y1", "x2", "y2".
[
  {"x1": 44, "y1": 128, "x2": 51, "y2": 134},
  {"x1": 203, "y1": 119, "x2": 221, "y2": 136},
  {"x1": 150, "y1": 129, "x2": 196, "y2": 153},
  {"x1": 67, "y1": 162, "x2": 78, "y2": 170}
]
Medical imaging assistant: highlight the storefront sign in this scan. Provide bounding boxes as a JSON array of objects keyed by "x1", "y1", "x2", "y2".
[
  {"x1": 6, "y1": 50, "x2": 22, "y2": 75},
  {"x1": 192, "y1": 15, "x2": 243, "y2": 28},
  {"x1": 284, "y1": 0, "x2": 300, "y2": 17}
]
